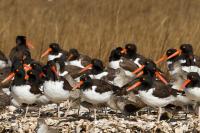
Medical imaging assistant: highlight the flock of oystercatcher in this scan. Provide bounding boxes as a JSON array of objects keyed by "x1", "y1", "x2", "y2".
[{"x1": 0, "y1": 35, "x2": 200, "y2": 123}]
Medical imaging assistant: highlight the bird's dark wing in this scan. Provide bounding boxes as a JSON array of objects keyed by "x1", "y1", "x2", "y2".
[
  {"x1": 152, "y1": 81, "x2": 178, "y2": 98},
  {"x1": 119, "y1": 57, "x2": 138, "y2": 72}
]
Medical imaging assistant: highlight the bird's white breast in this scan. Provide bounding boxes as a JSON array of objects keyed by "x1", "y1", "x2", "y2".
[
  {"x1": 82, "y1": 86, "x2": 113, "y2": 104},
  {"x1": 48, "y1": 53, "x2": 62, "y2": 61},
  {"x1": 109, "y1": 60, "x2": 121, "y2": 69},
  {"x1": 11, "y1": 85, "x2": 39, "y2": 104},
  {"x1": 139, "y1": 88, "x2": 175, "y2": 108},
  {"x1": 43, "y1": 81, "x2": 70, "y2": 102},
  {"x1": 69, "y1": 59, "x2": 84, "y2": 68}
]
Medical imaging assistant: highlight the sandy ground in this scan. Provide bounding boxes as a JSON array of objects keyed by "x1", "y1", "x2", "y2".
[{"x1": 0, "y1": 103, "x2": 200, "y2": 133}]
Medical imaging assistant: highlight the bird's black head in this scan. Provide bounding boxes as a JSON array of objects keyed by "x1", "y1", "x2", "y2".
[
  {"x1": 43, "y1": 60, "x2": 58, "y2": 81},
  {"x1": 143, "y1": 59, "x2": 157, "y2": 74},
  {"x1": 16, "y1": 36, "x2": 26, "y2": 46},
  {"x1": 68, "y1": 48, "x2": 80, "y2": 61},
  {"x1": 30, "y1": 62, "x2": 45, "y2": 78},
  {"x1": 49, "y1": 43, "x2": 61, "y2": 53},
  {"x1": 124, "y1": 43, "x2": 137, "y2": 58},
  {"x1": 80, "y1": 74, "x2": 92, "y2": 89},
  {"x1": 180, "y1": 44, "x2": 193, "y2": 55},
  {"x1": 109, "y1": 47, "x2": 123, "y2": 61},
  {"x1": 91, "y1": 59, "x2": 104, "y2": 74},
  {"x1": 139, "y1": 75, "x2": 153, "y2": 87}
]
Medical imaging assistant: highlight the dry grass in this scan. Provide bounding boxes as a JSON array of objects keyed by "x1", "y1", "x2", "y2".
[{"x1": 0, "y1": 0, "x2": 200, "y2": 65}]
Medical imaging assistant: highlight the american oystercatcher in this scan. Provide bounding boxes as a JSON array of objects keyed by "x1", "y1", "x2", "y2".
[
  {"x1": 156, "y1": 44, "x2": 200, "y2": 75},
  {"x1": 42, "y1": 60, "x2": 74, "y2": 117},
  {"x1": 180, "y1": 72, "x2": 200, "y2": 118},
  {"x1": 74, "y1": 74, "x2": 119, "y2": 121},
  {"x1": 1, "y1": 67, "x2": 43, "y2": 117},
  {"x1": 127, "y1": 74, "x2": 177, "y2": 122},
  {"x1": 41, "y1": 43, "x2": 68, "y2": 61},
  {"x1": 9, "y1": 36, "x2": 34, "y2": 63}
]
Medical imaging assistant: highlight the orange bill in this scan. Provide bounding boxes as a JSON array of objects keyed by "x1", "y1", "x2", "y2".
[
  {"x1": 24, "y1": 74, "x2": 29, "y2": 80},
  {"x1": 39, "y1": 72, "x2": 46, "y2": 78},
  {"x1": 155, "y1": 71, "x2": 168, "y2": 85},
  {"x1": 127, "y1": 81, "x2": 142, "y2": 91},
  {"x1": 156, "y1": 55, "x2": 167, "y2": 64},
  {"x1": 79, "y1": 64, "x2": 93, "y2": 73},
  {"x1": 26, "y1": 40, "x2": 34, "y2": 49},
  {"x1": 121, "y1": 48, "x2": 127, "y2": 54},
  {"x1": 73, "y1": 80, "x2": 84, "y2": 89},
  {"x1": 136, "y1": 71, "x2": 144, "y2": 78},
  {"x1": 1, "y1": 72, "x2": 15, "y2": 84},
  {"x1": 132, "y1": 65, "x2": 145, "y2": 74},
  {"x1": 179, "y1": 79, "x2": 191, "y2": 91},
  {"x1": 41, "y1": 48, "x2": 52, "y2": 58},
  {"x1": 167, "y1": 50, "x2": 181, "y2": 60},
  {"x1": 23, "y1": 64, "x2": 32, "y2": 72},
  {"x1": 67, "y1": 54, "x2": 73, "y2": 61}
]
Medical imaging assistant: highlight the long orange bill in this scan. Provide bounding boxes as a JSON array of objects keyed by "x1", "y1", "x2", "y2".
[
  {"x1": 79, "y1": 64, "x2": 93, "y2": 73},
  {"x1": 73, "y1": 80, "x2": 84, "y2": 89},
  {"x1": 132, "y1": 65, "x2": 145, "y2": 74},
  {"x1": 41, "y1": 48, "x2": 52, "y2": 58},
  {"x1": 155, "y1": 71, "x2": 168, "y2": 85},
  {"x1": 127, "y1": 81, "x2": 142, "y2": 91},
  {"x1": 167, "y1": 50, "x2": 181, "y2": 60},
  {"x1": 1, "y1": 72, "x2": 15, "y2": 84},
  {"x1": 26, "y1": 40, "x2": 34, "y2": 49},
  {"x1": 51, "y1": 66, "x2": 59, "y2": 77},
  {"x1": 136, "y1": 71, "x2": 144, "y2": 78},
  {"x1": 23, "y1": 64, "x2": 32, "y2": 72},
  {"x1": 39, "y1": 72, "x2": 46, "y2": 78},
  {"x1": 24, "y1": 75, "x2": 29, "y2": 80},
  {"x1": 121, "y1": 48, "x2": 127, "y2": 54},
  {"x1": 156, "y1": 55, "x2": 167, "y2": 64},
  {"x1": 179, "y1": 79, "x2": 191, "y2": 91},
  {"x1": 67, "y1": 54, "x2": 73, "y2": 61}
]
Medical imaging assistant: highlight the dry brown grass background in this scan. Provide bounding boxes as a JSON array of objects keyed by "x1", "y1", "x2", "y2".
[{"x1": 0, "y1": 0, "x2": 200, "y2": 65}]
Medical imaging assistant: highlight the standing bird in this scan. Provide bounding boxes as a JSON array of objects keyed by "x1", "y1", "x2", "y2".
[
  {"x1": 156, "y1": 44, "x2": 200, "y2": 75},
  {"x1": 42, "y1": 60, "x2": 75, "y2": 117},
  {"x1": 9, "y1": 36, "x2": 34, "y2": 63},
  {"x1": 180, "y1": 72, "x2": 200, "y2": 119},
  {"x1": 127, "y1": 74, "x2": 178, "y2": 122},
  {"x1": 1, "y1": 67, "x2": 42, "y2": 117},
  {"x1": 41, "y1": 43, "x2": 68, "y2": 61},
  {"x1": 74, "y1": 74, "x2": 120, "y2": 122}
]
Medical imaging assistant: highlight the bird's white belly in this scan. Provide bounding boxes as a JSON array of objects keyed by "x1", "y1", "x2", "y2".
[
  {"x1": 89, "y1": 72, "x2": 108, "y2": 80},
  {"x1": 185, "y1": 87, "x2": 200, "y2": 101},
  {"x1": 139, "y1": 89, "x2": 175, "y2": 107},
  {"x1": 182, "y1": 66, "x2": 200, "y2": 75},
  {"x1": 43, "y1": 81, "x2": 70, "y2": 102},
  {"x1": 173, "y1": 95, "x2": 193, "y2": 106},
  {"x1": 48, "y1": 53, "x2": 62, "y2": 61},
  {"x1": 82, "y1": 87, "x2": 113, "y2": 104},
  {"x1": 69, "y1": 60, "x2": 84, "y2": 68},
  {"x1": 11, "y1": 85, "x2": 39, "y2": 104},
  {"x1": 109, "y1": 60, "x2": 121, "y2": 69}
]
